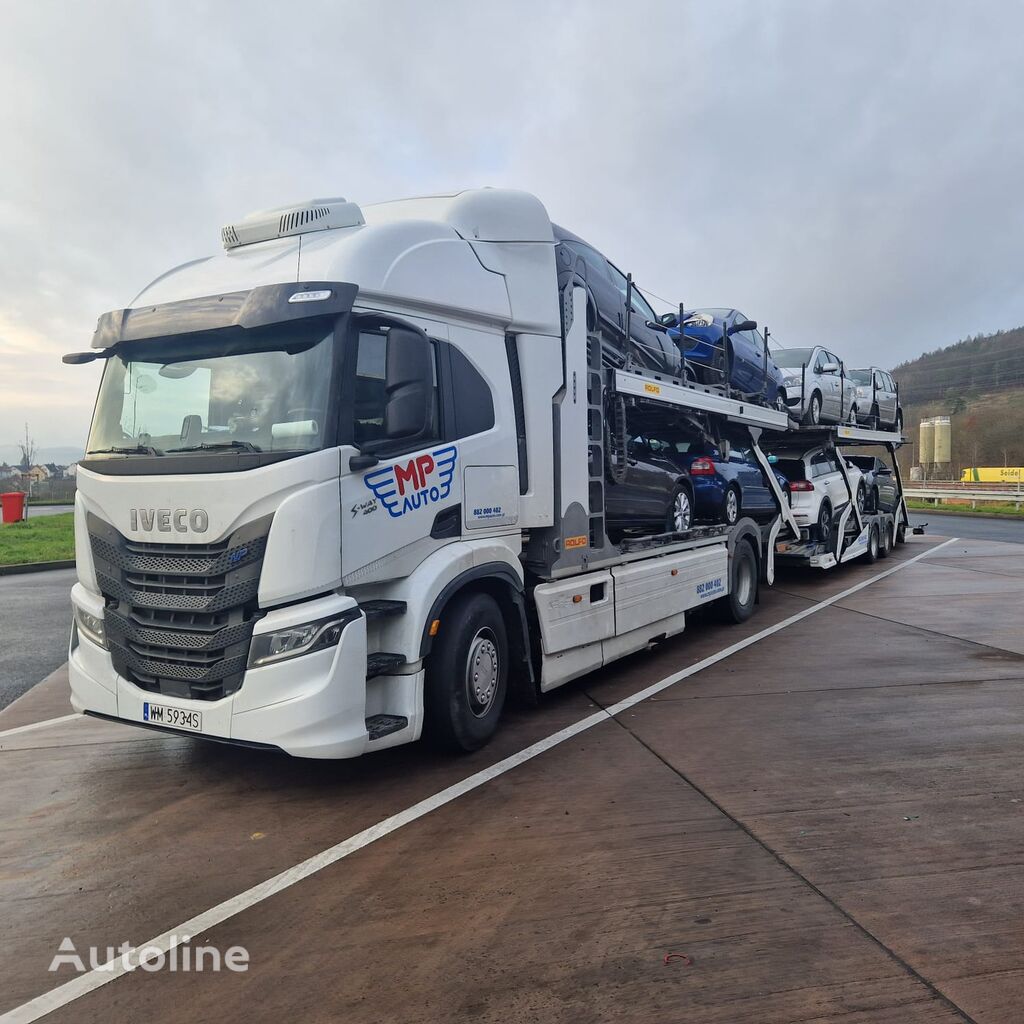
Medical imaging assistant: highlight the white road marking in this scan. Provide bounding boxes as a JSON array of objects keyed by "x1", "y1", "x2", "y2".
[
  {"x1": 0, "y1": 538, "x2": 958, "y2": 1024},
  {"x1": 0, "y1": 713, "x2": 81, "y2": 741}
]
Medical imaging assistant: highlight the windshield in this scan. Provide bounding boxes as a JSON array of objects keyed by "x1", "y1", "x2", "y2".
[
  {"x1": 774, "y1": 348, "x2": 814, "y2": 368},
  {"x1": 849, "y1": 369, "x2": 872, "y2": 384},
  {"x1": 86, "y1": 321, "x2": 335, "y2": 457}
]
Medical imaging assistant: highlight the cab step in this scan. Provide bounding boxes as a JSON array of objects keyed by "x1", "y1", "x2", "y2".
[
  {"x1": 367, "y1": 652, "x2": 406, "y2": 678},
  {"x1": 360, "y1": 599, "x2": 407, "y2": 621},
  {"x1": 365, "y1": 714, "x2": 409, "y2": 741}
]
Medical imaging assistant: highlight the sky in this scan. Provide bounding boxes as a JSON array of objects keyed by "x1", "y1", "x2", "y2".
[{"x1": 2, "y1": 0, "x2": 1023, "y2": 450}]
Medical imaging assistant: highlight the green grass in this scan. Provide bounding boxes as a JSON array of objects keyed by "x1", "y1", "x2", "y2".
[
  {"x1": 0, "y1": 512, "x2": 76, "y2": 566},
  {"x1": 906, "y1": 498, "x2": 1024, "y2": 518}
]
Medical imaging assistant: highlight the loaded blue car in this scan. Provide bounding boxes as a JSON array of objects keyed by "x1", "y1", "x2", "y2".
[
  {"x1": 648, "y1": 434, "x2": 790, "y2": 525},
  {"x1": 659, "y1": 307, "x2": 786, "y2": 408}
]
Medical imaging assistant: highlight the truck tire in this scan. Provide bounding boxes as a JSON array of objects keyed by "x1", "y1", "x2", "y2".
[
  {"x1": 424, "y1": 591, "x2": 508, "y2": 753},
  {"x1": 717, "y1": 539, "x2": 758, "y2": 624},
  {"x1": 865, "y1": 523, "x2": 880, "y2": 563},
  {"x1": 896, "y1": 521, "x2": 906, "y2": 544}
]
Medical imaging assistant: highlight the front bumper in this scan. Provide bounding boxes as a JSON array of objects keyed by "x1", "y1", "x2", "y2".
[{"x1": 68, "y1": 587, "x2": 419, "y2": 759}]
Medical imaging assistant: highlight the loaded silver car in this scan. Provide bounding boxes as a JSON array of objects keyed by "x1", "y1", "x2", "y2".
[
  {"x1": 774, "y1": 346, "x2": 858, "y2": 425},
  {"x1": 849, "y1": 367, "x2": 903, "y2": 432}
]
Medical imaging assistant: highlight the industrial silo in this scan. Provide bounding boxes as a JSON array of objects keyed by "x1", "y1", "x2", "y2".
[
  {"x1": 919, "y1": 418, "x2": 935, "y2": 466},
  {"x1": 933, "y1": 416, "x2": 952, "y2": 464}
]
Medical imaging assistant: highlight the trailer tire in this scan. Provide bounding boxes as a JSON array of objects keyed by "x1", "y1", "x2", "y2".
[
  {"x1": 880, "y1": 522, "x2": 894, "y2": 557},
  {"x1": 896, "y1": 521, "x2": 906, "y2": 544},
  {"x1": 717, "y1": 539, "x2": 758, "y2": 624},
  {"x1": 424, "y1": 591, "x2": 508, "y2": 753},
  {"x1": 865, "y1": 524, "x2": 880, "y2": 563}
]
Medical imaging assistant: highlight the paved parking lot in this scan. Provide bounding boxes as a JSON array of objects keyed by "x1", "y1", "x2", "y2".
[{"x1": 3, "y1": 534, "x2": 1024, "y2": 1023}]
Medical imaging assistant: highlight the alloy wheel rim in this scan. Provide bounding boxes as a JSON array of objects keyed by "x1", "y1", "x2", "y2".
[
  {"x1": 726, "y1": 490, "x2": 739, "y2": 523},
  {"x1": 673, "y1": 491, "x2": 691, "y2": 532},
  {"x1": 465, "y1": 629, "x2": 499, "y2": 718}
]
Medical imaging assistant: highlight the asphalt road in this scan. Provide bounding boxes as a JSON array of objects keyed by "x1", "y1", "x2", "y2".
[
  {"x1": 0, "y1": 568, "x2": 74, "y2": 709},
  {"x1": 908, "y1": 510, "x2": 1024, "y2": 544},
  {"x1": 0, "y1": 511, "x2": 1019, "y2": 711},
  {"x1": 24, "y1": 504, "x2": 74, "y2": 517}
]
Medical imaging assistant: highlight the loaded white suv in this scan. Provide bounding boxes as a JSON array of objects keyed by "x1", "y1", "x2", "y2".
[{"x1": 771, "y1": 446, "x2": 865, "y2": 543}]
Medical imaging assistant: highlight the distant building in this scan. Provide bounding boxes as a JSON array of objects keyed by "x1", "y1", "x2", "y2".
[
  {"x1": 66, "y1": 462, "x2": 78, "y2": 479},
  {"x1": 25, "y1": 465, "x2": 50, "y2": 483},
  {"x1": 0, "y1": 463, "x2": 18, "y2": 480}
]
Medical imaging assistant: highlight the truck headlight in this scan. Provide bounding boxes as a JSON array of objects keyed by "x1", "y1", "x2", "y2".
[
  {"x1": 74, "y1": 607, "x2": 107, "y2": 649},
  {"x1": 248, "y1": 608, "x2": 360, "y2": 667}
]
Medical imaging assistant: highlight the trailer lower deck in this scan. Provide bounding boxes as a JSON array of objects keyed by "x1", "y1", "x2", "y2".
[{"x1": 4, "y1": 533, "x2": 1024, "y2": 1023}]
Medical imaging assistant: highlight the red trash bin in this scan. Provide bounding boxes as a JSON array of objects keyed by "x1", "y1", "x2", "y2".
[{"x1": 1, "y1": 491, "x2": 27, "y2": 523}]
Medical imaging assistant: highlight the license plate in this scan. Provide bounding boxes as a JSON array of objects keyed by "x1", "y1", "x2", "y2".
[{"x1": 143, "y1": 702, "x2": 202, "y2": 732}]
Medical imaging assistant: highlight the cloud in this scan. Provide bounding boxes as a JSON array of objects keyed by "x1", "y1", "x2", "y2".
[{"x1": 1, "y1": 0, "x2": 1022, "y2": 447}]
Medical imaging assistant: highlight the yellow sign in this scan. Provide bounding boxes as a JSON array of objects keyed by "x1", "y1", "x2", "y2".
[
  {"x1": 644, "y1": 382, "x2": 661, "y2": 395},
  {"x1": 564, "y1": 534, "x2": 588, "y2": 549},
  {"x1": 960, "y1": 467, "x2": 1024, "y2": 483}
]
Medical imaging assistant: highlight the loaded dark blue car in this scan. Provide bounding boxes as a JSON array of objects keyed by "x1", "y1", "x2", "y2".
[
  {"x1": 643, "y1": 434, "x2": 790, "y2": 525},
  {"x1": 659, "y1": 307, "x2": 785, "y2": 408}
]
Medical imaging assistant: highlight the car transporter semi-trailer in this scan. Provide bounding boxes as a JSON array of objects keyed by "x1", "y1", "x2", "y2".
[{"x1": 60, "y1": 188, "x2": 900, "y2": 760}]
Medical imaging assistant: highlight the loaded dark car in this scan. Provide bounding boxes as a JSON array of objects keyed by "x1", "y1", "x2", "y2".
[{"x1": 552, "y1": 224, "x2": 681, "y2": 376}]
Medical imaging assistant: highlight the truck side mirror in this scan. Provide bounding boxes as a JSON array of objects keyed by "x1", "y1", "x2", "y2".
[{"x1": 383, "y1": 326, "x2": 433, "y2": 441}]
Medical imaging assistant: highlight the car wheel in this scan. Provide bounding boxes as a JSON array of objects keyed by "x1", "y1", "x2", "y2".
[
  {"x1": 848, "y1": 404, "x2": 858, "y2": 424},
  {"x1": 424, "y1": 591, "x2": 508, "y2": 753},
  {"x1": 865, "y1": 524, "x2": 880, "y2": 563},
  {"x1": 870, "y1": 404, "x2": 880, "y2": 430},
  {"x1": 895, "y1": 410, "x2": 904, "y2": 435},
  {"x1": 803, "y1": 391, "x2": 822, "y2": 426},
  {"x1": 722, "y1": 486, "x2": 740, "y2": 526},
  {"x1": 856, "y1": 482, "x2": 866, "y2": 514},
  {"x1": 665, "y1": 484, "x2": 693, "y2": 534},
  {"x1": 869, "y1": 486, "x2": 879, "y2": 513},
  {"x1": 716, "y1": 538, "x2": 758, "y2": 624},
  {"x1": 817, "y1": 499, "x2": 833, "y2": 544}
]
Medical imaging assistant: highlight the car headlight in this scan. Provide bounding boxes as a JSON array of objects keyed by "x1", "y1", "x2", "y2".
[
  {"x1": 74, "y1": 606, "x2": 107, "y2": 649},
  {"x1": 783, "y1": 376, "x2": 801, "y2": 386},
  {"x1": 248, "y1": 608, "x2": 360, "y2": 667},
  {"x1": 856, "y1": 386, "x2": 869, "y2": 396}
]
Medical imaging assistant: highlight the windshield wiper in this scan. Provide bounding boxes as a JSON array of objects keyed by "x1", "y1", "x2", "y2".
[
  {"x1": 165, "y1": 440, "x2": 263, "y2": 453},
  {"x1": 88, "y1": 445, "x2": 164, "y2": 456}
]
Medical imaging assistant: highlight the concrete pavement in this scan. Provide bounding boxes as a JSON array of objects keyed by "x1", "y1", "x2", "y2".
[{"x1": 3, "y1": 536, "x2": 1024, "y2": 1023}]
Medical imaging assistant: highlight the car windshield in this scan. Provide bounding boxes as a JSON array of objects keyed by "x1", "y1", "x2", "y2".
[
  {"x1": 86, "y1": 320, "x2": 335, "y2": 457},
  {"x1": 773, "y1": 348, "x2": 814, "y2": 368},
  {"x1": 849, "y1": 369, "x2": 872, "y2": 384}
]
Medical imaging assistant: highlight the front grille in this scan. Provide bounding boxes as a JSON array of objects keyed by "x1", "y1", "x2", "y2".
[{"x1": 89, "y1": 513, "x2": 273, "y2": 701}]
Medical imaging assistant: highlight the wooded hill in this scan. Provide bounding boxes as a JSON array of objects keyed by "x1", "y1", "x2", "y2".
[{"x1": 890, "y1": 325, "x2": 1024, "y2": 476}]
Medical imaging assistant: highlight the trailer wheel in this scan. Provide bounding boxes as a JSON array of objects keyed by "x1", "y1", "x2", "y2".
[
  {"x1": 865, "y1": 524, "x2": 880, "y2": 563},
  {"x1": 717, "y1": 539, "x2": 758, "y2": 624},
  {"x1": 424, "y1": 591, "x2": 508, "y2": 753},
  {"x1": 880, "y1": 522, "x2": 894, "y2": 557},
  {"x1": 896, "y1": 521, "x2": 906, "y2": 544}
]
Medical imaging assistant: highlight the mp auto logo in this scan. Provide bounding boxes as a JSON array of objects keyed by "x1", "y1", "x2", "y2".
[{"x1": 363, "y1": 445, "x2": 457, "y2": 518}]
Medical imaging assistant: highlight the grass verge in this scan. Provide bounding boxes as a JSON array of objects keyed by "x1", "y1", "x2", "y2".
[
  {"x1": 0, "y1": 512, "x2": 75, "y2": 566},
  {"x1": 906, "y1": 499, "x2": 1024, "y2": 519}
]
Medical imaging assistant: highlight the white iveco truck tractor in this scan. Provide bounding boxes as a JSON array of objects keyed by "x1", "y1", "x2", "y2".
[{"x1": 64, "y1": 189, "x2": 797, "y2": 758}]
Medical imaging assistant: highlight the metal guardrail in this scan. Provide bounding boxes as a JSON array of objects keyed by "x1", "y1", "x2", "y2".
[{"x1": 905, "y1": 486, "x2": 1022, "y2": 507}]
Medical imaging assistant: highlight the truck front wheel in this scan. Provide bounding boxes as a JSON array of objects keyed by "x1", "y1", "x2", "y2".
[{"x1": 425, "y1": 591, "x2": 508, "y2": 753}]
